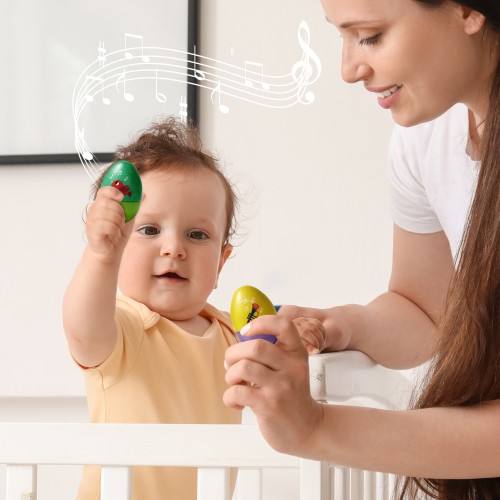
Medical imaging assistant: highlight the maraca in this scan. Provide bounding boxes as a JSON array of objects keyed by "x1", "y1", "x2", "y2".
[
  {"x1": 100, "y1": 160, "x2": 142, "y2": 222},
  {"x1": 230, "y1": 285, "x2": 278, "y2": 343}
]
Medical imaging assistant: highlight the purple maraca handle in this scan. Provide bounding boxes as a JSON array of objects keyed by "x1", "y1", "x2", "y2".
[{"x1": 236, "y1": 331, "x2": 278, "y2": 344}]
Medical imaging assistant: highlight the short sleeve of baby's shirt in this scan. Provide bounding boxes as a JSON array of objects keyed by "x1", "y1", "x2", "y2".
[
  {"x1": 93, "y1": 296, "x2": 160, "y2": 387},
  {"x1": 388, "y1": 121, "x2": 443, "y2": 234}
]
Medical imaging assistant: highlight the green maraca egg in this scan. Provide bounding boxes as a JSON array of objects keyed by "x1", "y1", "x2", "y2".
[{"x1": 100, "y1": 160, "x2": 142, "y2": 222}]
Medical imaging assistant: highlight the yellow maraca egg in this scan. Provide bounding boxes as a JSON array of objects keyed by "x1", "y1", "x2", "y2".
[{"x1": 230, "y1": 285, "x2": 277, "y2": 343}]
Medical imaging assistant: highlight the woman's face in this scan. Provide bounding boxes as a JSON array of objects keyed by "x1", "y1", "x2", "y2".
[{"x1": 322, "y1": 0, "x2": 489, "y2": 126}]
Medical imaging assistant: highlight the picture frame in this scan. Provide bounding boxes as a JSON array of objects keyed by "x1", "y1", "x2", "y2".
[{"x1": 0, "y1": 0, "x2": 198, "y2": 165}]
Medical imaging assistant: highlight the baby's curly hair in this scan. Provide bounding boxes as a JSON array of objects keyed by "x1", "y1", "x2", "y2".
[{"x1": 93, "y1": 117, "x2": 238, "y2": 244}]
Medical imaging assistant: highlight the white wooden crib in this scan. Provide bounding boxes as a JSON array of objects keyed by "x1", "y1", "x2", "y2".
[{"x1": 0, "y1": 351, "x2": 414, "y2": 500}]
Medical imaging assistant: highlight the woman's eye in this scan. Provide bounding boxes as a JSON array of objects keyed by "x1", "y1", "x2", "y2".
[
  {"x1": 138, "y1": 225, "x2": 160, "y2": 236},
  {"x1": 359, "y1": 33, "x2": 381, "y2": 46},
  {"x1": 187, "y1": 230, "x2": 207, "y2": 241}
]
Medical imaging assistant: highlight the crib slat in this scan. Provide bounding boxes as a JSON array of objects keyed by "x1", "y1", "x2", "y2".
[
  {"x1": 197, "y1": 467, "x2": 230, "y2": 500},
  {"x1": 363, "y1": 471, "x2": 376, "y2": 499},
  {"x1": 299, "y1": 459, "x2": 329, "y2": 500},
  {"x1": 351, "y1": 468, "x2": 364, "y2": 499},
  {"x1": 333, "y1": 466, "x2": 350, "y2": 500},
  {"x1": 6, "y1": 464, "x2": 36, "y2": 500},
  {"x1": 235, "y1": 469, "x2": 262, "y2": 500},
  {"x1": 100, "y1": 465, "x2": 131, "y2": 500}
]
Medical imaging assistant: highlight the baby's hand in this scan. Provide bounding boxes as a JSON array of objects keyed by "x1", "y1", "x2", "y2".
[
  {"x1": 86, "y1": 186, "x2": 133, "y2": 261},
  {"x1": 292, "y1": 317, "x2": 326, "y2": 355}
]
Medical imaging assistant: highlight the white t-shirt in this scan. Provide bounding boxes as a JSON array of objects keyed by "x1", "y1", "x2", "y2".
[{"x1": 388, "y1": 103, "x2": 479, "y2": 259}]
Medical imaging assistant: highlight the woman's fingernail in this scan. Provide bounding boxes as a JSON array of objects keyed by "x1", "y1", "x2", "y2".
[
  {"x1": 240, "y1": 323, "x2": 251, "y2": 336},
  {"x1": 224, "y1": 360, "x2": 228, "y2": 370}
]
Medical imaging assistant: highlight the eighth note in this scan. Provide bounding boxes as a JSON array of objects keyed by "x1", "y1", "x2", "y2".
[
  {"x1": 155, "y1": 68, "x2": 167, "y2": 103},
  {"x1": 211, "y1": 81, "x2": 229, "y2": 114},
  {"x1": 124, "y1": 33, "x2": 150, "y2": 62},
  {"x1": 77, "y1": 128, "x2": 94, "y2": 161},
  {"x1": 244, "y1": 61, "x2": 270, "y2": 90},
  {"x1": 192, "y1": 45, "x2": 206, "y2": 81},
  {"x1": 116, "y1": 70, "x2": 134, "y2": 102},
  {"x1": 84, "y1": 75, "x2": 105, "y2": 103}
]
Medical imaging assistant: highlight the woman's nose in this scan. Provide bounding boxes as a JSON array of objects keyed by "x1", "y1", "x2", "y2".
[
  {"x1": 160, "y1": 234, "x2": 186, "y2": 259},
  {"x1": 341, "y1": 45, "x2": 371, "y2": 84}
]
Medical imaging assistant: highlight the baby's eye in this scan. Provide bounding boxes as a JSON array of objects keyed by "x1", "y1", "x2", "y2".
[
  {"x1": 137, "y1": 225, "x2": 160, "y2": 236},
  {"x1": 187, "y1": 230, "x2": 208, "y2": 241}
]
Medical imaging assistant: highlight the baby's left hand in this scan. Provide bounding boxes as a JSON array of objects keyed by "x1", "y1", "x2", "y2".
[{"x1": 292, "y1": 317, "x2": 326, "y2": 355}]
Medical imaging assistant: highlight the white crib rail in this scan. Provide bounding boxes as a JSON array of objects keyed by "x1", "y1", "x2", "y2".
[
  {"x1": 0, "y1": 423, "x2": 328, "y2": 500},
  {"x1": 0, "y1": 351, "x2": 415, "y2": 500}
]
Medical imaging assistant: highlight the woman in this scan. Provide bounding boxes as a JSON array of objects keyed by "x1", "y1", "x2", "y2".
[{"x1": 224, "y1": 0, "x2": 500, "y2": 498}]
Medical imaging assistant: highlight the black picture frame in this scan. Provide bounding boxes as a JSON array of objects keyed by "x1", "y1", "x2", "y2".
[{"x1": 0, "y1": 0, "x2": 199, "y2": 166}]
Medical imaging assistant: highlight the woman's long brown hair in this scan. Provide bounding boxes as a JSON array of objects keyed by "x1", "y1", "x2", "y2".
[{"x1": 400, "y1": 2, "x2": 500, "y2": 498}]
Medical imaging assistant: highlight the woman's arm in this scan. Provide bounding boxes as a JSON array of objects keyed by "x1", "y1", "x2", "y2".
[
  {"x1": 279, "y1": 225, "x2": 454, "y2": 369},
  {"x1": 223, "y1": 316, "x2": 500, "y2": 479},
  {"x1": 63, "y1": 187, "x2": 132, "y2": 368}
]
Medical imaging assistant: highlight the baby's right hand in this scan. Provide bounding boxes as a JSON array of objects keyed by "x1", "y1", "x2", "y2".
[
  {"x1": 86, "y1": 186, "x2": 134, "y2": 261},
  {"x1": 278, "y1": 304, "x2": 351, "y2": 353}
]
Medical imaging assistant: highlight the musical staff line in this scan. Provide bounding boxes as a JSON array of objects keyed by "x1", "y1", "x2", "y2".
[{"x1": 72, "y1": 21, "x2": 321, "y2": 182}]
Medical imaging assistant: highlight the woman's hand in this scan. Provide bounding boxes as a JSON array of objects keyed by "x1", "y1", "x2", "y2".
[
  {"x1": 279, "y1": 305, "x2": 351, "y2": 353},
  {"x1": 224, "y1": 316, "x2": 325, "y2": 457}
]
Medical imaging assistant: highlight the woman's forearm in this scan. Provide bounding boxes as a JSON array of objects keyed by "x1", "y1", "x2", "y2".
[
  {"x1": 327, "y1": 291, "x2": 437, "y2": 369},
  {"x1": 306, "y1": 400, "x2": 500, "y2": 479}
]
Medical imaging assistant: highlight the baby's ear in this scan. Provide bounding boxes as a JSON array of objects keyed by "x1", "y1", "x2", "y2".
[
  {"x1": 461, "y1": 8, "x2": 486, "y2": 35},
  {"x1": 219, "y1": 244, "x2": 233, "y2": 268},
  {"x1": 215, "y1": 244, "x2": 233, "y2": 283}
]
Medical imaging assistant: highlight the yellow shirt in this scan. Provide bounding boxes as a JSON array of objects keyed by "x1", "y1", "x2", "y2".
[{"x1": 76, "y1": 296, "x2": 241, "y2": 500}]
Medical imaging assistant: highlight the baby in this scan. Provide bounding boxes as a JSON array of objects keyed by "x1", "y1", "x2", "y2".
[{"x1": 63, "y1": 117, "x2": 240, "y2": 500}]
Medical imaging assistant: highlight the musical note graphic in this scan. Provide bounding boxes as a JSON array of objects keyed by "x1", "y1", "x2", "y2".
[
  {"x1": 292, "y1": 21, "x2": 322, "y2": 104},
  {"x1": 179, "y1": 96, "x2": 188, "y2": 123},
  {"x1": 125, "y1": 33, "x2": 150, "y2": 62},
  {"x1": 76, "y1": 128, "x2": 93, "y2": 161},
  {"x1": 84, "y1": 76, "x2": 110, "y2": 105},
  {"x1": 73, "y1": 22, "x2": 322, "y2": 181},
  {"x1": 211, "y1": 81, "x2": 229, "y2": 114},
  {"x1": 84, "y1": 77, "x2": 96, "y2": 102},
  {"x1": 155, "y1": 68, "x2": 167, "y2": 103},
  {"x1": 244, "y1": 62, "x2": 270, "y2": 90},
  {"x1": 192, "y1": 45, "x2": 206, "y2": 81},
  {"x1": 101, "y1": 88, "x2": 111, "y2": 106},
  {"x1": 84, "y1": 76, "x2": 102, "y2": 102},
  {"x1": 116, "y1": 70, "x2": 134, "y2": 102}
]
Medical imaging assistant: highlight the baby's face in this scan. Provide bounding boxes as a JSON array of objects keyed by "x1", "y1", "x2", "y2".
[{"x1": 117, "y1": 168, "x2": 231, "y2": 319}]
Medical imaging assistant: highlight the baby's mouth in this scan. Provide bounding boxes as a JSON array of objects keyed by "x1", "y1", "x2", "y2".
[{"x1": 156, "y1": 272, "x2": 186, "y2": 280}]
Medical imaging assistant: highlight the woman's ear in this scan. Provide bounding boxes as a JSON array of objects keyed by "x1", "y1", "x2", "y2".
[{"x1": 461, "y1": 7, "x2": 486, "y2": 35}]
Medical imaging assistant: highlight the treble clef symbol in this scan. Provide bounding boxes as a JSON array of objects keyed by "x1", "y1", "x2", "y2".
[{"x1": 292, "y1": 21, "x2": 322, "y2": 104}]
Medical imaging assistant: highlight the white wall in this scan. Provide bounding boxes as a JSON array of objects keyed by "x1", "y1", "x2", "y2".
[
  {"x1": 0, "y1": 1, "x2": 393, "y2": 408},
  {"x1": 0, "y1": 1, "x2": 394, "y2": 498},
  {"x1": 200, "y1": 0, "x2": 394, "y2": 308}
]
